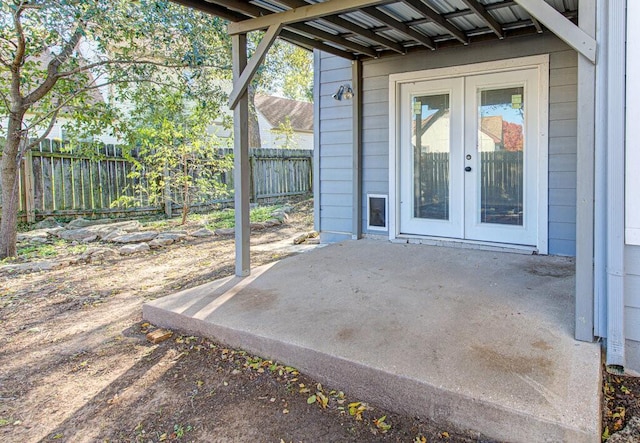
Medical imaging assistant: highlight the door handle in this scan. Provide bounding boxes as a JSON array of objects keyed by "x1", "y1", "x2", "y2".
[{"x1": 465, "y1": 166, "x2": 472, "y2": 172}]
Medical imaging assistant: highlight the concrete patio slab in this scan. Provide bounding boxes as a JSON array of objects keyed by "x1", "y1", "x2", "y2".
[{"x1": 143, "y1": 240, "x2": 601, "y2": 442}]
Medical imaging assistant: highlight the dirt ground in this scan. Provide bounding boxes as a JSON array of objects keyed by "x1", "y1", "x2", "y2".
[
  {"x1": 0, "y1": 198, "x2": 635, "y2": 442},
  {"x1": 0, "y1": 199, "x2": 488, "y2": 443}
]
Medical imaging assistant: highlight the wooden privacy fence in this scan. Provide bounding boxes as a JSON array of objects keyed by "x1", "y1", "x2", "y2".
[
  {"x1": 414, "y1": 150, "x2": 523, "y2": 219},
  {"x1": 1, "y1": 139, "x2": 313, "y2": 222}
]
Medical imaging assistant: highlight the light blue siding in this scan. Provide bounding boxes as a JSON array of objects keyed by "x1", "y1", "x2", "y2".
[
  {"x1": 317, "y1": 52, "x2": 353, "y2": 240},
  {"x1": 625, "y1": 245, "x2": 640, "y2": 341},
  {"x1": 317, "y1": 34, "x2": 578, "y2": 255}
]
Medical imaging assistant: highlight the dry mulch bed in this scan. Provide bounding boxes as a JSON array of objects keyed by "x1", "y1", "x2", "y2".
[{"x1": 603, "y1": 368, "x2": 640, "y2": 441}]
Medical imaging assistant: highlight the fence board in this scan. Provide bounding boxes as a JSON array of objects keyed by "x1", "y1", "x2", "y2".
[{"x1": 1, "y1": 139, "x2": 312, "y2": 220}]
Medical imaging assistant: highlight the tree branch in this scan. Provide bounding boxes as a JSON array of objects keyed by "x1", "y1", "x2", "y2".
[
  {"x1": 25, "y1": 107, "x2": 60, "y2": 151},
  {"x1": 0, "y1": 89, "x2": 10, "y2": 110},
  {"x1": 24, "y1": 19, "x2": 87, "y2": 105},
  {"x1": 22, "y1": 76, "x2": 181, "y2": 133},
  {"x1": 55, "y1": 58, "x2": 230, "y2": 79},
  {"x1": 11, "y1": 3, "x2": 26, "y2": 71}
]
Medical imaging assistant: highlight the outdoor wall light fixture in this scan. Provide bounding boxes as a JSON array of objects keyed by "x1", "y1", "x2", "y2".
[{"x1": 332, "y1": 84, "x2": 354, "y2": 101}]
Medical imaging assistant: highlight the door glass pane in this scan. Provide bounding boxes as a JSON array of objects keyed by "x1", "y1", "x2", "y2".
[
  {"x1": 413, "y1": 94, "x2": 450, "y2": 220},
  {"x1": 478, "y1": 87, "x2": 524, "y2": 225}
]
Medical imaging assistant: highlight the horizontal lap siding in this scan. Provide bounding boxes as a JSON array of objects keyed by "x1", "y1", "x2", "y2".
[
  {"x1": 318, "y1": 52, "x2": 353, "y2": 239},
  {"x1": 319, "y1": 35, "x2": 578, "y2": 254},
  {"x1": 547, "y1": 50, "x2": 577, "y2": 255},
  {"x1": 625, "y1": 246, "x2": 640, "y2": 341}
]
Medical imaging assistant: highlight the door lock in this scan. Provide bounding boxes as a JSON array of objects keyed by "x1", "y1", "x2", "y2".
[{"x1": 465, "y1": 166, "x2": 472, "y2": 172}]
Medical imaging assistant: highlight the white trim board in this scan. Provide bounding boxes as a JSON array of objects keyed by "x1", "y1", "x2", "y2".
[
  {"x1": 627, "y1": 1, "x2": 640, "y2": 246},
  {"x1": 388, "y1": 55, "x2": 550, "y2": 254}
]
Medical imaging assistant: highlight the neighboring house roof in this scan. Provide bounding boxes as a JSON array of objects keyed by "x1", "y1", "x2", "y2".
[
  {"x1": 480, "y1": 116, "x2": 503, "y2": 144},
  {"x1": 254, "y1": 95, "x2": 313, "y2": 133},
  {"x1": 27, "y1": 50, "x2": 106, "y2": 114}
]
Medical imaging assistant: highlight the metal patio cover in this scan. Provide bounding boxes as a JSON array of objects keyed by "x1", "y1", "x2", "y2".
[{"x1": 173, "y1": 0, "x2": 579, "y2": 60}]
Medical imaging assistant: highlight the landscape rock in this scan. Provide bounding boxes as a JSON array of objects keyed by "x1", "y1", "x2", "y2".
[
  {"x1": 264, "y1": 219, "x2": 282, "y2": 227},
  {"x1": 157, "y1": 232, "x2": 187, "y2": 242},
  {"x1": 46, "y1": 227, "x2": 66, "y2": 237},
  {"x1": 190, "y1": 228, "x2": 214, "y2": 238},
  {"x1": 80, "y1": 235, "x2": 99, "y2": 243},
  {"x1": 149, "y1": 237, "x2": 175, "y2": 249},
  {"x1": 34, "y1": 217, "x2": 62, "y2": 229},
  {"x1": 59, "y1": 228, "x2": 100, "y2": 242},
  {"x1": 293, "y1": 233, "x2": 308, "y2": 245},
  {"x1": 119, "y1": 243, "x2": 150, "y2": 255},
  {"x1": 57, "y1": 220, "x2": 142, "y2": 242},
  {"x1": 1, "y1": 260, "x2": 67, "y2": 274},
  {"x1": 110, "y1": 231, "x2": 159, "y2": 244},
  {"x1": 81, "y1": 247, "x2": 117, "y2": 263},
  {"x1": 250, "y1": 222, "x2": 267, "y2": 231},
  {"x1": 292, "y1": 231, "x2": 319, "y2": 245},
  {"x1": 17, "y1": 229, "x2": 51, "y2": 242},
  {"x1": 270, "y1": 210, "x2": 289, "y2": 222},
  {"x1": 608, "y1": 417, "x2": 640, "y2": 443},
  {"x1": 101, "y1": 229, "x2": 127, "y2": 242},
  {"x1": 27, "y1": 237, "x2": 51, "y2": 244},
  {"x1": 214, "y1": 228, "x2": 235, "y2": 236},
  {"x1": 67, "y1": 217, "x2": 118, "y2": 228}
]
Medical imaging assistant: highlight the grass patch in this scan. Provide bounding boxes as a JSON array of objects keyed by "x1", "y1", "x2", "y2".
[
  {"x1": 204, "y1": 205, "x2": 282, "y2": 230},
  {"x1": 3, "y1": 240, "x2": 88, "y2": 263}
]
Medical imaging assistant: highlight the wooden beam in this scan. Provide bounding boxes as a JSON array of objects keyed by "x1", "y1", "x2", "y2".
[
  {"x1": 171, "y1": 0, "x2": 246, "y2": 21},
  {"x1": 229, "y1": 23, "x2": 282, "y2": 110},
  {"x1": 288, "y1": 23, "x2": 378, "y2": 57},
  {"x1": 401, "y1": 0, "x2": 468, "y2": 44},
  {"x1": 530, "y1": 16, "x2": 543, "y2": 33},
  {"x1": 228, "y1": 0, "x2": 390, "y2": 35},
  {"x1": 460, "y1": 0, "x2": 504, "y2": 39},
  {"x1": 445, "y1": 1, "x2": 517, "y2": 19},
  {"x1": 514, "y1": 0, "x2": 596, "y2": 63},
  {"x1": 280, "y1": 30, "x2": 356, "y2": 59},
  {"x1": 362, "y1": 6, "x2": 436, "y2": 49},
  {"x1": 320, "y1": 15, "x2": 405, "y2": 54},
  {"x1": 575, "y1": 0, "x2": 596, "y2": 341},
  {"x1": 352, "y1": 59, "x2": 363, "y2": 239},
  {"x1": 272, "y1": 0, "x2": 405, "y2": 54},
  {"x1": 232, "y1": 33, "x2": 251, "y2": 277},
  {"x1": 218, "y1": 0, "x2": 377, "y2": 58}
]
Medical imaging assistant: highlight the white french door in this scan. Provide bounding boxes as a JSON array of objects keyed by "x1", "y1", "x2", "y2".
[{"x1": 399, "y1": 67, "x2": 543, "y2": 248}]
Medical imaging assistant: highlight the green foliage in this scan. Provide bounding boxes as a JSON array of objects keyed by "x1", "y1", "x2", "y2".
[
  {"x1": 272, "y1": 116, "x2": 298, "y2": 149},
  {"x1": 258, "y1": 41, "x2": 313, "y2": 101},
  {"x1": 113, "y1": 82, "x2": 233, "y2": 217},
  {"x1": 2, "y1": 239, "x2": 86, "y2": 263},
  {"x1": 204, "y1": 205, "x2": 282, "y2": 230},
  {"x1": 0, "y1": 0, "x2": 231, "y2": 141}
]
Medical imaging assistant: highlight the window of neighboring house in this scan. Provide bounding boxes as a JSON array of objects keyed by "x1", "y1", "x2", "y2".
[{"x1": 626, "y1": 2, "x2": 640, "y2": 245}]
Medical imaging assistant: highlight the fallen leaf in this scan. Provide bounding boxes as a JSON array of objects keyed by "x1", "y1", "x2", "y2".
[
  {"x1": 307, "y1": 395, "x2": 317, "y2": 404},
  {"x1": 317, "y1": 392, "x2": 328, "y2": 409},
  {"x1": 373, "y1": 415, "x2": 391, "y2": 432}
]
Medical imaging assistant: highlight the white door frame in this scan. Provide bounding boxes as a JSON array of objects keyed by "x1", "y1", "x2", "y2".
[{"x1": 388, "y1": 55, "x2": 549, "y2": 254}]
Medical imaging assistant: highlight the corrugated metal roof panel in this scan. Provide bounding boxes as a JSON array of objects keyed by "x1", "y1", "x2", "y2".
[
  {"x1": 448, "y1": 14, "x2": 486, "y2": 31},
  {"x1": 191, "y1": 0, "x2": 579, "y2": 60},
  {"x1": 341, "y1": 10, "x2": 383, "y2": 30},
  {"x1": 428, "y1": 0, "x2": 465, "y2": 14},
  {"x1": 381, "y1": 2, "x2": 424, "y2": 22},
  {"x1": 414, "y1": 21, "x2": 451, "y2": 38}
]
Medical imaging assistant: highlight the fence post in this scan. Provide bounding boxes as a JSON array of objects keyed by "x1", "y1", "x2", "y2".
[
  {"x1": 249, "y1": 155, "x2": 256, "y2": 202},
  {"x1": 22, "y1": 148, "x2": 35, "y2": 223},
  {"x1": 163, "y1": 161, "x2": 172, "y2": 217}
]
